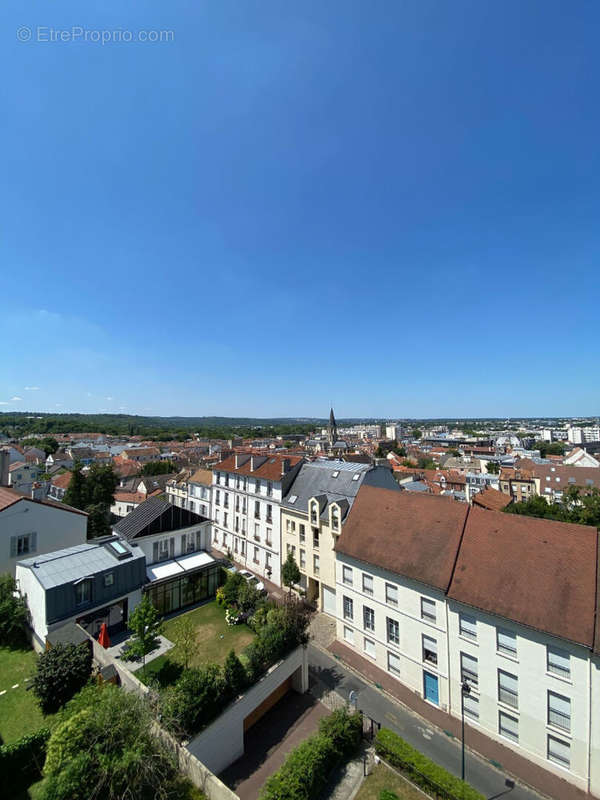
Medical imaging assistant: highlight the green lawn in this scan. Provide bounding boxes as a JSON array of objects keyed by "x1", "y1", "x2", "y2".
[
  {"x1": 0, "y1": 647, "x2": 50, "y2": 745},
  {"x1": 140, "y1": 601, "x2": 256, "y2": 687},
  {"x1": 356, "y1": 763, "x2": 429, "y2": 800}
]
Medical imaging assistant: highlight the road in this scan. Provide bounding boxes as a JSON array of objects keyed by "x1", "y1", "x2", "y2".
[{"x1": 308, "y1": 643, "x2": 545, "y2": 800}]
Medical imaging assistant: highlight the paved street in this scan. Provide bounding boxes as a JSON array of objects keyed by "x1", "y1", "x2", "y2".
[{"x1": 308, "y1": 643, "x2": 544, "y2": 800}]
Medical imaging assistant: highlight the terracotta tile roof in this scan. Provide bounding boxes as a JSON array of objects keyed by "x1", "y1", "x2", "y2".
[
  {"x1": 114, "y1": 491, "x2": 146, "y2": 504},
  {"x1": 448, "y1": 507, "x2": 598, "y2": 647},
  {"x1": 189, "y1": 468, "x2": 213, "y2": 486},
  {"x1": 0, "y1": 486, "x2": 87, "y2": 517},
  {"x1": 214, "y1": 454, "x2": 304, "y2": 481},
  {"x1": 112, "y1": 459, "x2": 141, "y2": 478},
  {"x1": 51, "y1": 471, "x2": 73, "y2": 489},
  {"x1": 472, "y1": 487, "x2": 512, "y2": 512},
  {"x1": 335, "y1": 485, "x2": 468, "y2": 591}
]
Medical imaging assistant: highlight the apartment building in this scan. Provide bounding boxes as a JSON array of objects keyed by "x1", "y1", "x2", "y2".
[
  {"x1": 281, "y1": 460, "x2": 400, "y2": 612},
  {"x1": 502, "y1": 458, "x2": 600, "y2": 503},
  {"x1": 186, "y1": 468, "x2": 212, "y2": 518},
  {"x1": 333, "y1": 486, "x2": 600, "y2": 795},
  {"x1": 499, "y1": 465, "x2": 536, "y2": 502},
  {"x1": 211, "y1": 454, "x2": 304, "y2": 586}
]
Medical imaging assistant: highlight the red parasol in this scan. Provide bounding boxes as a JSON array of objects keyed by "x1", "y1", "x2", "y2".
[{"x1": 98, "y1": 622, "x2": 111, "y2": 649}]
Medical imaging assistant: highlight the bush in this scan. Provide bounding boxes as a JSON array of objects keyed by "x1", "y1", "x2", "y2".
[
  {"x1": 160, "y1": 662, "x2": 225, "y2": 738},
  {"x1": 221, "y1": 572, "x2": 245, "y2": 607},
  {"x1": 0, "y1": 727, "x2": 50, "y2": 792},
  {"x1": 223, "y1": 649, "x2": 247, "y2": 697},
  {"x1": 318, "y1": 707, "x2": 362, "y2": 758},
  {"x1": 259, "y1": 709, "x2": 361, "y2": 800},
  {"x1": 375, "y1": 728, "x2": 485, "y2": 800},
  {"x1": 380, "y1": 793, "x2": 399, "y2": 800},
  {"x1": 32, "y1": 642, "x2": 92, "y2": 713},
  {"x1": 0, "y1": 573, "x2": 30, "y2": 647}
]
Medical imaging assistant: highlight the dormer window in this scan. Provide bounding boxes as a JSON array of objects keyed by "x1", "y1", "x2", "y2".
[
  {"x1": 75, "y1": 578, "x2": 92, "y2": 606},
  {"x1": 331, "y1": 507, "x2": 340, "y2": 531},
  {"x1": 310, "y1": 503, "x2": 318, "y2": 525}
]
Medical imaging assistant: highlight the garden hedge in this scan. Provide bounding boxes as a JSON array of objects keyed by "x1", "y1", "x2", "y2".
[
  {"x1": 375, "y1": 728, "x2": 485, "y2": 800},
  {"x1": 0, "y1": 727, "x2": 50, "y2": 792},
  {"x1": 260, "y1": 709, "x2": 362, "y2": 800}
]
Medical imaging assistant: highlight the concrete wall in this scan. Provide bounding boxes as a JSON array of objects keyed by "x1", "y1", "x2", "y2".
[{"x1": 186, "y1": 645, "x2": 309, "y2": 775}]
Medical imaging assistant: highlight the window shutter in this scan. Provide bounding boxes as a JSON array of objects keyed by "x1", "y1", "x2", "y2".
[
  {"x1": 153, "y1": 542, "x2": 159, "y2": 562},
  {"x1": 10, "y1": 536, "x2": 17, "y2": 558},
  {"x1": 30, "y1": 532, "x2": 37, "y2": 553}
]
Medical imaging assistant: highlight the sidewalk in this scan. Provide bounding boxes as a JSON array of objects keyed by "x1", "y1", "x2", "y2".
[{"x1": 328, "y1": 640, "x2": 590, "y2": 800}]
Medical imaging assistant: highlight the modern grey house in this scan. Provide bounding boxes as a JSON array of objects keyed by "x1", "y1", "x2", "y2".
[
  {"x1": 16, "y1": 537, "x2": 146, "y2": 649},
  {"x1": 113, "y1": 497, "x2": 225, "y2": 616}
]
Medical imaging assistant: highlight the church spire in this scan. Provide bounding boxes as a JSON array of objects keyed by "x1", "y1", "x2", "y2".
[{"x1": 328, "y1": 407, "x2": 337, "y2": 446}]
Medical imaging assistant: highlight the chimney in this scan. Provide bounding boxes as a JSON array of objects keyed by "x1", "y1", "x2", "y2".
[
  {"x1": 281, "y1": 458, "x2": 290, "y2": 476},
  {"x1": 0, "y1": 450, "x2": 9, "y2": 487},
  {"x1": 235, "y1": 454, "x2": 239, "y2": 468},
  {"x1": 250, "y1": 456, "x2": 255, "y2": 471}
]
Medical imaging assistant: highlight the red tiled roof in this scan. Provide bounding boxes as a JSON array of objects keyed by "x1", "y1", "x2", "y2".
[
  {"x1": 472, "y1": 487, "x2": 511, "y2": 512},
  {"x1": 0, "y1": 486, "x2": 87, "y2": 517},
  {"x1": 114, "y1": 491, "x2": 146, "y2": 504},
  {"x1": 51, "y1": 471, "x2": 73, "y2": 489},
  {"x1": 214, "y1": 454, "x2": 304, "y2": 481},
  {"x1": 335, "y1": 486, "x2": 468, "y2": 591},
  {"x1": 448, "y1": 507, "x2": 598, "y2": 647}
]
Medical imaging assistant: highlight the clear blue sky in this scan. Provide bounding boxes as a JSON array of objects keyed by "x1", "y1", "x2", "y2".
[{"x1": 2, "y1": 1, "x2": 599, "y2": 419}]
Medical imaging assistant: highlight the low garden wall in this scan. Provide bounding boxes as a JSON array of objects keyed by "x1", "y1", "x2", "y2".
[{"x1": 186, "y1": 645, "x2": 309, "y2": 775}]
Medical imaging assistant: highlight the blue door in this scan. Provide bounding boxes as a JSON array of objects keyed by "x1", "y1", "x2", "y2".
[{"x1": 424, "y1": 671, "x2": 439, "y2": 705}]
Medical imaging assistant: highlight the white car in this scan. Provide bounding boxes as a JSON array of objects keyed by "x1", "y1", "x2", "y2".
[{"x1": 239, "y1": 569, "x2": 265, "y2": 592}]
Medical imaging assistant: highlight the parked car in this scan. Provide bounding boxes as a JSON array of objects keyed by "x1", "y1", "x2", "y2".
[{"x1": 239, "y1": 569, "x2": 265, "y2": 592}]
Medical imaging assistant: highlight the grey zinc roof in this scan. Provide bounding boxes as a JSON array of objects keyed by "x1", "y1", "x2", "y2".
[
  {"x1": 18, "y1": 539, "x2": 143, "y2": 590},
  {"x1": 113, "y1": 496, "x2": 172, "y2": 539},
  {"x1": 282, "y1": 460, "x2": 373, "y2": 518}
]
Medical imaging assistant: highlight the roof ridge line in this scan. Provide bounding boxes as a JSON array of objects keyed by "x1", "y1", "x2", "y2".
[{"x1": 446, "y1": 504, "x2": 470, "y2": 594}]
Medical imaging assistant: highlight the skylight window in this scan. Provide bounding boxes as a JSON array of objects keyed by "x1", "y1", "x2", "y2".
[
  {"x1": 352, "y1": 473, "x2": 361, "y2": 481},
  {"x1": 332, "y1": 471, "x2": 339, "y2": 478},
  {"x1": 289, "y1": 495, "x2": 298, "y2": 504}
]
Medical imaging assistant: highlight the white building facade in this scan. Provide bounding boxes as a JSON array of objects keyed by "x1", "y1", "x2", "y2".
[{"x1": 211, "y1": 454, "x2": 303, "y2": 586}]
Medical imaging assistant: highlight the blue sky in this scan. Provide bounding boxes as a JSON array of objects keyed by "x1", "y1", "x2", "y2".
[{"x1": 2, "y1": 1, "x2": 599, "y2": 418}]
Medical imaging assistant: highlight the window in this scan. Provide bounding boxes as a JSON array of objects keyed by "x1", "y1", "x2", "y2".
[
  {"x1": 387, "y1": 617, "x2": 399, "y2": 646},
  {"x1": 300, "y1": 549, "x2": 306, "y2": 569},
  {"x1": 75, "y1": 579, "x2": 91, "y2": 606},
  {"x1": 289, "y1": 494, "x2": 298, "y2": 504},
  {"x1": 255, "y1": 479, "x2": 260, "y2": 493},
  {"x1": 215, "y1": 489, "x2": 220, "y2": 505},
  {"x1": 103, "y1": 572, "x2": 114, "y2": 588},
  {"x1": 498, "y1": 670, "x2": 518, "y2": 708},
  {"x1": 422, "y1": 635, "x2": 438, "y2": 666},
  {"x1": 363, "y1": 606, "x2": 375, "y2": 632},
  {"x1": 314, "y1": 554, "x2": 320, "y2": 574},
  {"x1": 17, "y1": 534, "x2": 32, "y2": 555},
  {"x1": 548, "y1": 691, "x2": 571, "y2": 732},
  {"x1": 267, "y1": 481, "x2": 273, "y2": 497},
  {"x1": 421, "y1": 597, "x2": 436, "y2": 623},
  {"x1": 385, "y1": 583, "x2": 398, "y2": 606},
  {"x1": 266, "y1": 528, "x2": 272, "y2": 547},
  {"x1": 253, "y1": 546, "x2": 259, "y2": 564},
  {"x1": 299, "y1": 524, "x2": 305, "y2": 543},
  {"x1": 223, "y1": 512, "x2": 228, "y2": 528},
  {"x1": 265, "y1": 552, "x2": 271, "y2": 569},
  {"x1": 310, "y1": 503, "x2": 318, "y2": 525},
  {"x1": 547, "y1": 646, "x2": 571, "y2": 679},
  {"x1": 313, "y1": 529, "x2": 320, "y2": 548},
  {"x1": 547, "y1": 735, "x2": 570, "y2": 769},
  {"x1": 266, "y1": 504, "x2": 273, "y2": 523},
  {"x1": 343, "y1": 566, "x2": 353, "y2": 586},
  {"x1": 331, "y1": 508, "x2": 340, "y2": 531},
  {"x1": 215, "y1": 509, "x2": 220, "y2": 525},
  {"x1": 497, "y1": 628, "x2": 517, "y2": 657},
  {"x1": 254, "y1": 501, "x2": 260, "y2": 519},
  {"x1": 459, "y1": 612, "x2": 477, "y2": 641},
  {"x1": 463, "y1": 693, "x2": 479, "y2": 721},
  {"x1": 461, "y1": 652, "x2": 478, "y2": 688},
  {"x1": 362, "y1": 574, "x2": 373, "y2": 596},
  {"x1": 254, "y1": 523, "x2": 260, "y2": 541},
  {"x1": 499, "y1": 711, "x2": 519, "y2": 743},
  {"x1": 223, "y1": 493, "x2": 229, "y2": 508},
  {"x1": 344, "y1": 625, "x2": 354, "y2": 644},
  {"x1": 343, "y1": 596, "x2": 354, "y2": 621},
  {"x1": 378, "y1": 649, "x2": 397, "y2": 678},
  {"x1": 286, "y1": 519, "x2": 291, "y2": 533},
  {"x1": 364, "y1": 637, "x2": 376, "y2": 658}
]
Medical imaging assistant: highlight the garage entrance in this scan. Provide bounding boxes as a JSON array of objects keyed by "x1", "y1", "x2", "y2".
[
  {"x1": 321, "y1": 584, "x2": 336, "y2": 615},
  {"x1": 243, "y1": 676, "x2": 292, "y2": 732}
]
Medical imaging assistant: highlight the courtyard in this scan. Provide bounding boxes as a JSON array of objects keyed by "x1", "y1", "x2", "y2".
[{"x1": 139, "y1": 599, "x2": 257, "y2": 686}]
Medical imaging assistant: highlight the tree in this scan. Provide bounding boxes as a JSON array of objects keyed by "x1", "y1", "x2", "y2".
[
  {"x1": 140, "y1": 460, "x2": 176, "y2": 476},
  {"x1": 170, "y1": 614, "x2": 198, "y2": 669},
  {"x1": 412, "y1": 429, "x2": 422, "y2": 440},
  {"x1": 62, "y1": 461, "x2": 87, "y2": 510},
  {"x1": 486, "y1": 461, "x2": 500, "y2": 474},
  {"x1": 42, "y1": 683, "x2": 191, "y2": 800},
  {"x1": 160, "y1": 662, "x2": 225, "y2": 739},
  {"x1": 122, "y1": 596, "x2": 162, "y2": 674},
  {"x1": 417, "y1": 457, "x2": 436, "y2": 470},
  {"x1": 534, "y1": 440, "x2": 566, "y2": 458},
  {"x1": 282, "y1": 552, "x2": 301, "y2": 595},
  {"x1": 223, "y1": 649, "x2": 247, "y2": 697},
  {"x1": 32, "y1": 642, "x2": 92, "y2": 713},
  {"x1": 0, "y1": 573, "x2": 29, "y2": 647}
]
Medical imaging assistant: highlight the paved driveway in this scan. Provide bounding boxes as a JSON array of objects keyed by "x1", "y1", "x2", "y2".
[{"x1": 219, "y1": 690, "x2": 329, "y2": 800}]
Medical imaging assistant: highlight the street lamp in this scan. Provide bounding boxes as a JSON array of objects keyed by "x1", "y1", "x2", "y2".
[{"x1": 461, "y1": 679, "x2": 471, "y2": 782}]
